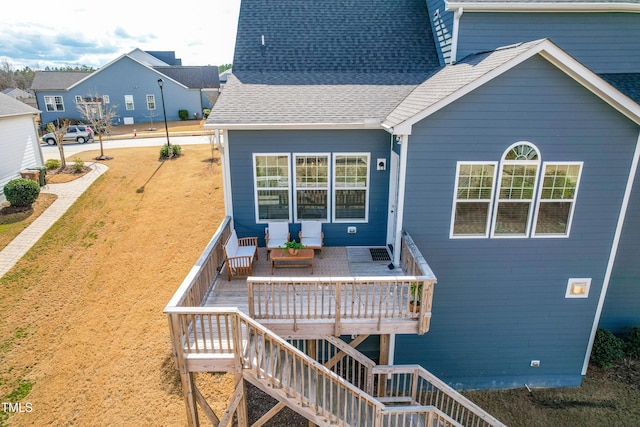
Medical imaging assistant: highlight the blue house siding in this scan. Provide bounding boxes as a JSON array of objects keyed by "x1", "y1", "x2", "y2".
[
  {"x1": 600, "y1": 163, "x2": 640, "y2": 334},
  {"x1": 425, "y1": 0, "x2": 453, "y2": 65},
  {"x1": 227, "y1": 129, "x2": 391, "y2": 247},
  {"x1": 457, "y1": 13, "x2": 640, "y2": 73},
  {"x1": 394, "y1": 56, "x2": 639, "y2": 389},
  {"x1": 38, "y1": 57, "x2": 202, "y2": 125}
]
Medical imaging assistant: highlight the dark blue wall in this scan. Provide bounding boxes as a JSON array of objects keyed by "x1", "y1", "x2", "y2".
[
  {"x1": 457, "y1": 12, "x2": 640, "y2": 74},
  {"x1": 227, "y1": 129, "x2": 391, "y2": 247},
  {"x1": 395, "y1": 56, "x2": 639, "y2": 389},
  {"x1": 601, "y1": 162, "x2": 640, "y2": 334}
]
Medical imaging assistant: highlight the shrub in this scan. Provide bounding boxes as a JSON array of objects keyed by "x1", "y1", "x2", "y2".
[
  {"x1": 159, "y1": 144, "x2": 182, "y2": 159},
  {"x1": 45, "y1": 159, "x2": 61, "y2": 170},
  {"x1": 72, "y1": 157, "x2": 85, "y2": 173},
  {"x1": 591, "y1": 328, "x2": 625, "y2": 369},
  {"x1": 625, "y1": 327, "x2": 640, "y2": 358},
  {"x1": 3, "y1": 178, "x2": 40, "y2": 207},
  {"x1": 178, "y1": 109, "x2": 189, "y2": 120},
  {"x1": 202, "y1": 108, "x2": 211, "y2": 118}
]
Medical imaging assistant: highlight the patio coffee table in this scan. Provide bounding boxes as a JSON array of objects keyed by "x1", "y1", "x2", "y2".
[{"x1": 270, "y1": 248, "x2": 314, "y2": 274}]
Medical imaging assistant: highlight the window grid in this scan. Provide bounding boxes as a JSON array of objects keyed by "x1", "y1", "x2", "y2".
[
  {"x1": 44, "y1": 96, "x2": 64, "y2": 112},
  {"x1": 146, "y1": 95, "x2": 156, "y2": 110},
  {"x1": 124, "y1": 95, "x2": 134, "y2": 111},
  {"x1": 451, "y1": 163, "x2": 497, "y2": 237},
  {"x1": 254, "y1": 154, "x2": 291, "y2": 222},
  {"x1": 333, "y1": 154, "x2": 369, "y2": 222},
  {"x1": 533, "y1": 163, "x2": 582, "y2": 237},
  {"x1": 294, "y1": 154, "x2": 329, "y2": 221}
]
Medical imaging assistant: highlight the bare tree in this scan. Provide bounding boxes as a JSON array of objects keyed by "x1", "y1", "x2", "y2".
[
  {"x1": 76, "y1": 95, "x2": 117, "y2": 160},
  {"x1": 48, "y1": 119, "x2": 71, "y2": 168}
]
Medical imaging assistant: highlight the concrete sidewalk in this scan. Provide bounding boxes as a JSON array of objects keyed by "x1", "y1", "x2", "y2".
[{"x1": 0, "y1": 162, "x2": 108, "y2": 278}]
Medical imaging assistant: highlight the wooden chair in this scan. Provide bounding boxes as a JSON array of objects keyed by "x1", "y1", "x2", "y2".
[
  {"x1": 223, "y1": 229, "x2": 258, "y2": 280},
  {"x1": 265, "y1": 222, "x2": 290, "y2": 260},
  {"x1": 299, "y1": 221, "x2": 324, "y2": 257}
]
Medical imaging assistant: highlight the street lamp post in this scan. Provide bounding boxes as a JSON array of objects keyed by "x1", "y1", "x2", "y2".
[{"x1": 157, "y1": 78, "x2": 170, "y2": 147}]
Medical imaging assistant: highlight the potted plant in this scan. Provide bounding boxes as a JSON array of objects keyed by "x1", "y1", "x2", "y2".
[
  {"x1": 409, "y1": 282, "x2": 422, "y2": 313},
  {"x1": 282, "y1": 240, "x2": 304, "y2": 255}
]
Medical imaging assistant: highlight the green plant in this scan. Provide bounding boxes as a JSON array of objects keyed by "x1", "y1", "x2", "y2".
[
  {"x1": 72, "y1": 157, "x2": 85, "y2": 173},
  {"x1": 625, "y1": 327, "x2": 640, "y2": 358},
  {"x1": 159, "y1": 144, "x2": 183, "y2": 159},
  {"x1": 410, "y1": 282, "x2": 423, "y2": 304},
  {"x1": 281, "y1": 240, "x2": 304, "y2": 252},
  {"x1": 45, "y1": 159, "x2": 61, "y2": 170},
  {"x1": 591, "y1": 328, "x2": 625, "y2": 369},
  {"x1": 3, "y1": 178, "x2": 40, "y2": 207},
  {"x1": 178, "y1": 109, "x2": 189, "y2": 120},
  {"x1": 202, "y1": 108, "x2": 211, "y2": 118}
]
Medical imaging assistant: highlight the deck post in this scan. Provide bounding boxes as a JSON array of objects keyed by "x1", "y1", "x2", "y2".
[
  {"x1": 232, "y1": 314, "x2": 248, "y2": 427},
  {"x1": 168, "y1": 314, "x2": 200, "y2": 426}
]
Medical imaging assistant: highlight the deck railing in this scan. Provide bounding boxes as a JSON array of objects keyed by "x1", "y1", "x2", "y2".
[
  {"x1": 372, "y1": 365, "x2": 507, "y2": 427},
  {"x1": 247, "y1": 276, "x2": 435, "y2": 335}
]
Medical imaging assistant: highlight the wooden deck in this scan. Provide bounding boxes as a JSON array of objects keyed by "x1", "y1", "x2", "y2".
[{"x1": 203, "y1": 246, "x2": 404, "y2": 313}]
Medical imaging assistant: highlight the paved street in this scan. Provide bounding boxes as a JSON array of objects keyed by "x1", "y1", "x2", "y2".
[{"x1": 40, "y1": 135, "x2": 214, "y2": 160}]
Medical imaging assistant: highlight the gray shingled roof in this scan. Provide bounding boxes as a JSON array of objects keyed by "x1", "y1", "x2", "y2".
[
  {"x1": 30, "y1": 71, "x2": 91, "y2": 91},
  {"x1": 209, "y1": 72, "x2": 425, "y2": 126},
  {"x1": 600, "y1": 74, "x2": 640, "y2": 104},
  {"x1": 233, "y1": 0, "x2": 440, "y2": 74},
  {"x1": 448, "y1": 0, "x2": 639, "y2": 4},
  {"x1": 154, "y1": 66, "x2": 220, "y2": 89},
  {"x1": 384, "y1": 41, "x2": 546, "y2": 129},
  {"x1": 0, "y1": 92, "x2": 40, "y2": 117}
]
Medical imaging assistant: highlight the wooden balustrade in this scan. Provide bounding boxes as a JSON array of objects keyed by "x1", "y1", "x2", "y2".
[
  {"x1": 372, "y1": 365, "x2": 507, "y2": 427},
  {"x1": 247, "y1": 276, "x2": 435, "y2": 335}
]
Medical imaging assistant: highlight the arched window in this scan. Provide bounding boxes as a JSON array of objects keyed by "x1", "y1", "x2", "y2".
[{"x1": 491, "y1": 143, "x2": 540, "y2": 237}]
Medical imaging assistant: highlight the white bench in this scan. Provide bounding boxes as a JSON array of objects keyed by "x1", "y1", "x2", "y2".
[{"x1": 223, "y1": 230, "x2": 258, "y2": 280}]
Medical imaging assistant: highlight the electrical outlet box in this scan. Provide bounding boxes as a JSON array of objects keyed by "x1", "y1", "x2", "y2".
[
  {"x1": 530, "y1": 360, "x2": 540, "y2": 367},
  {"x1": 347, "y1": 226, "x2": 357, "y2": 234}
]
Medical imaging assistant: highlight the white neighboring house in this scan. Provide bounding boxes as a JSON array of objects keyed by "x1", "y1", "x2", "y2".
[{"x1": 0, "y1": 92, "x2": 44, "y2": 202}]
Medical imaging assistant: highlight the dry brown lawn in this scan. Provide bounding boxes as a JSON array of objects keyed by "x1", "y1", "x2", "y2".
[{"x1": 0, "y1": 143, "x2": 231, "y2": 426}]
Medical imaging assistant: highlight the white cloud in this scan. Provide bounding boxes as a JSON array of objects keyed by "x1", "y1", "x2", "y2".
[{"x1": 0, "y1": 0, "x2": 241, "y2": 69}]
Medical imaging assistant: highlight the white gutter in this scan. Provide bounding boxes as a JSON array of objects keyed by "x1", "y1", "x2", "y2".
[
  {"x1": 393, "y1": 134, "x2": 409, "y2": 266},
  {"x1": 204, "y1": 122, "x2": 383, "y2": 131},
  {"x1": 582, "y1": 130, "x2": 640, "y2": 375},
  {"x1": 446, "y1": 2, "x2": 640, "y2": 13},
  {"x1": 450, "y1": 7, "x2": 463, "y2": 64}
]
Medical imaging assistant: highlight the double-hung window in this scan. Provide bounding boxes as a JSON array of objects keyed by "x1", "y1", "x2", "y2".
[
  {"x1": 146, "y1": 95, "x2": 156, "y2": 110},
  {"x1": 451, "y1": 162, "x2": 497, "y2": 237},
  {"x1": 533, "y1": 163, "x2": 582, "y2": 237},
  {"x1": 44, "y1": 95, "x2": 64, "y2": 112},
  {"x1": 294, "y1": 154, "x2": 329, "y2": 221},
  {"x1": 333, "y1": 154, "x2": 369, "y2": 222},
  {"x1": 124, "y1": 95, "x2": 134, "y2": 110},
  {"x1": 492, "y1": 144, "x2": 540, "y2": 237},
  {"x1": 253, "y1": 154, "x2": 291, "y2": 222}
]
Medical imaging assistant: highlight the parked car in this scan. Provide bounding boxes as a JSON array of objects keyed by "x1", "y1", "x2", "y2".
[{"x1": 42, "y1": 125, "x2": 94, "y2": 145}]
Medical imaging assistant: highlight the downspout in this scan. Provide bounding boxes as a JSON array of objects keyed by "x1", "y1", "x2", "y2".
[
  {"x1": 393, "y1": 134, "x2": 409, "y2": 266},
  {"x1": 582, "y1": 131, "x2": 640, "y2": 375},
  {"x1": 215, "y1": 129, "x2": 234, "y2": 219},
  {"x1": 450, "y1": 7, "x2": 463, "y2": 64}
]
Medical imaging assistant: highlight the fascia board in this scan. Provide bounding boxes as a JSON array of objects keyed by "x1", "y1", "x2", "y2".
[
  {"x1": 204, "y1": 122, "x2": 383, "y2": 130},
  {"x1": 446, "y1": 1, "x2": 640, "y2": 12}
]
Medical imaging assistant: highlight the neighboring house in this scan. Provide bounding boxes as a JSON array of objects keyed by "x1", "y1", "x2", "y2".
[
  {"x1": 0, "y1": 92, "x2": 43, "y2": 199},
  {"x1": 2, "y1": 88, "x2": 37, "y2": 109},
  {"x1": 204, "y1": 0, "x2": 640, "y2": 391},
  {"x1": 31, "y1": 49, "x2": 220, "y2": 126}
]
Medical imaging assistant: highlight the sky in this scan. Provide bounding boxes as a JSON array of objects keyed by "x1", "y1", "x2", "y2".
[{"x1": 0, "y1": 0, "x2": 241, "y2": 70}]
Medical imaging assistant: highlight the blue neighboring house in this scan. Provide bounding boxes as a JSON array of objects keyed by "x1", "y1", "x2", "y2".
[
  {"x1": 31, "y1": 49, "x2": 220, "y2": 127},
  {"x1": 205, "y1": 0, "x2": 640, "y2": 390}
]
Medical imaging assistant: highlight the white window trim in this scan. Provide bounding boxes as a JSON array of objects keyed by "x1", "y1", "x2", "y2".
[
  {"x1": 124, "y1": 95, "x2": 134, "y2": 111},
  {"x1": 532, "y1": 161, "x2": 583, "y2": 238},
  {"x1": 490, "y1": 142, "x2": 541, "y2": 239},
  {"x1": 103, "y1": 95, "x2": 110, "y2": 104},
  {"x1": 75, "y1": 95, "x2": 82, "y2": 103},
  {"x1": 146, "y1": 94, "x2": 156, "y2": 110},
  {"x1": 44, "y1": 95, "x2": 64, "y2": 112},
  {"x1": 450, "y1": 161, "x2": 498, "y2": 239},
  {"x1": 293, "y1": 152, "x2": 330, "y2": 223},
  {"x1": 565, "y1": 278, "x2": 591, "y2": 298},
  {"x1": 332, "y1": 152, "x2": 370, "y2": 223},
  {"x1": 253, "y1": 153, "x2": 292, "y2": 224}
]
